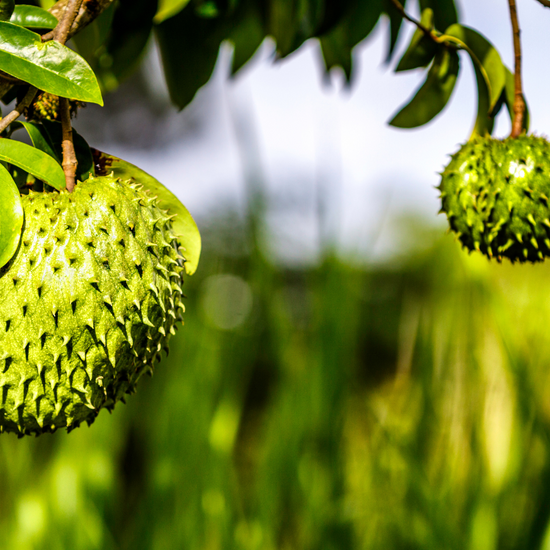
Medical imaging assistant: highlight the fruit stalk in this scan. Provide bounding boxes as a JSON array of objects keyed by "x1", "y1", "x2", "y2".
[
  {"x1": 508, "y1": 0, "x2": 526, "y2": 138},
  {"x1": 60, "y1": 98, "x2": 77, "y2": 191},
  {"x1": 54, "y1": 0, "x2": 84, "y2": 192}
]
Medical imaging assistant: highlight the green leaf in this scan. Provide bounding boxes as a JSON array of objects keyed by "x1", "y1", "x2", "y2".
[
  {"x1": 395, "y1": 8, "x2": 439, "y2": 72},
  {"x1": 154, "y1": 0, "x2": 190, "y2": 23},
  {"x1": 10, "y1": 5, "x2": 58, "y2": 29},
  {"x1": 0, "y1": 22, "x2": 103, "y2": 104},
  {"x1": 419, "y1": 0, "x2": 457, "y2": 31},
  {"x1": 443, "y1": 24, "x2": 505, "y2": 112},
  {"x1": 92, "y1": 149, "x2": 201, "y2": 275},
  {"x1": 0, "y1": 138, "x2": 65, "y2": 190},
  {"x1": 389, "y1": 47, "x2": 459, "y2": 128},
  {"x1": 0, "y1": 0, "x2": 14, "y2": 21},
  {"x1": 11, "y1": 120, "x2": 59, "y2": 161},
  {"x1": 0, "y1": 162, "x2": 23, "y2": 269}
]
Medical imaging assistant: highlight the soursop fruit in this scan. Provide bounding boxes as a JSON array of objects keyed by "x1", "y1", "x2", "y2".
[
  {"x1": 439, "y1": 135, "x2": 550, "y2": 262},
  {"x1": 0, "y1": 176, "x2": 185, "y2": 436}
]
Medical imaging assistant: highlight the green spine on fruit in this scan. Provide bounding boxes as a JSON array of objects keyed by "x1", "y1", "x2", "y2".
[
  {"x1": 0, "y1": 177, "x2": 185, "y2": 436},
  {"x1": 439, "y1": 135, "x2": 550, "y2": 262}
]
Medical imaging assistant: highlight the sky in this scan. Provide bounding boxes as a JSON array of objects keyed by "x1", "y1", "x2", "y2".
[{"x1": 88, "y1": 0, "x2": 550, "y2": 263}]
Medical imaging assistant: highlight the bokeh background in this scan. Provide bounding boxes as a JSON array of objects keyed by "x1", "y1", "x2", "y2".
[{"x1": 5, "y1": 0, "x2": 550, "y2": 548}]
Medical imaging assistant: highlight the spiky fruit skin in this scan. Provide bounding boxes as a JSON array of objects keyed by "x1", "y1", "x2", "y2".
[
  {"x1": 0, "y1": 177, "x2": 185, "y2": 436},
  {"x1": 439, "y1": 135, "x2": 550, "y2": 262}
]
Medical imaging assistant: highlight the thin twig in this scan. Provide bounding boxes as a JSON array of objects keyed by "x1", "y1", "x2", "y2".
[
  {"x1": 508, "y1": 0, "x2": 526, "y2": 137},
  {"x1": 0, "y1": 87, "x2": 38, "y2": 135},
  {"x1": 389, "y1": 0, "x2": 441, "y2": 43},
  {"x1": 535, "y1": 0, "x2": 550, "y2": 8},
  {"x1": 60, "y1": 98, "x2": 77, "y2": 192}
]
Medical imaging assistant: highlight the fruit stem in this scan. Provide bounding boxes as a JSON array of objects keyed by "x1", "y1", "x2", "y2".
[
  {"x1": 60, "y1": 98, "x2": 77, "y2": 192},
  {"x1": 508, "y1": 0, "x2": 526, "y2": 138},
  {"x1": 54, "y1": 0, "x2": 83, "y2": 192},
  {"x1": 0, "y1": 86, "x2": 37, "y2": 135}
]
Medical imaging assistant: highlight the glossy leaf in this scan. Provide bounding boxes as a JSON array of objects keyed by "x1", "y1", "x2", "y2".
[
  {"x1": 0, "y1": 0, "x2": 14, "y2": 21},
  {"x1": 395, "y1": 8, "x2": 439, "y2": 72},
  {"x1": 444, "y1": 24, "x2": 505, "y2": 111},
  {"x1": 11, "y1": 120, "x2": 59, "y2": 161},
  {"x1": 0, "y1": 139, "x2": 65, "y2": 190},
  {"x1": 389, "y1": 47, "x2": 459, "y2": 128},
  {"x1": 0, "y1": 162, "x2": 23, "y2": 269},
  {"x1": 0, "y1": 22, "x2": 103, "y2": 104},
  {"x1": 419, "y1": 0, "x2": 457, "y2": 31},
  {"x1": 154, "y1": 0, "x2": 190, "y2": 23},
  {"x1": 92, "y1": 149, "x2": 201, "y2": 275},
  {"x1": 10, "y1": 5, "x2": 58, "y2": 29}
]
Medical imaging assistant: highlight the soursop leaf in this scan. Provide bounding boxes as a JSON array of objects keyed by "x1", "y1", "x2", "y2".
[
  {"x1": 0, "y1": 162, "x2": 23, "y2": 269},
  {"x1": 389, "y1": 47, "x2": 459, "y2": 128},
  {"x1": 395, "y1": 8, "x2": 439, "y2": 72},
  {"x1": 11, "y1": 120, "x2": 60, "y2": 161},
  {"x1": 0, "y1": 0, "x2": 14, "y2": 21},
  {"x1": 0, "y1": 22, "x2": 103, "y2": 104},
  {"x1": 0, "y1": 138, "x2": 65, "y2": 190},
  {"x1": 92, "y1": 149, "x2": 201, "y2": 275},
  {"x1": 10, "y1": 5, "x2": 58, "y2": 29},
  {"x1": 443, "y1": 24, "x2": 505, "y2": 112}
]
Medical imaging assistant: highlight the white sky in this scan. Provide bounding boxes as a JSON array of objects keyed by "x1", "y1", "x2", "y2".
[{"x1": 104, "y1": 0, "x2": 550, "y2": 262}]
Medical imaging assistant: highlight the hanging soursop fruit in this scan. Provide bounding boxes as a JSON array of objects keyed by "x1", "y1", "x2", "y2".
[
  {"x1": 439, "y1": 135, "x2": 550, "y2": 262},
  {"x1": 0, "y1": 176, "x2": 186, "y2": 435}
]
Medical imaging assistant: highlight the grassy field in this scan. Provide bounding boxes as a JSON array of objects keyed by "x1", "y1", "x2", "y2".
[{"x1": 3, "y1": 212, "x2": 550, "y2": 549}]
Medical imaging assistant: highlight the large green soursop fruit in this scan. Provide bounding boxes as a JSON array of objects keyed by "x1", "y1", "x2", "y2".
[
  {"x1": 439, "y1": 135, "x2": 550, "y2": 262},
  {"x1": 0, "y1": 177, "x2": 185, "y2": 435}
]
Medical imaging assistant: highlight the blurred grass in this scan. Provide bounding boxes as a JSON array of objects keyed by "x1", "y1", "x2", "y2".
[{"x1": 5, "y1": 212, "x2": 550, "y2": 549}]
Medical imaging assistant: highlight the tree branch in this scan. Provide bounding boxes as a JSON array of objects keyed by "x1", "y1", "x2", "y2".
[
  {"x1": 508, "y1": 0, "x2": 526, "y2": 137},
  {"x1": 42, "y1": 0, "x2": 116, "y2": 42},
  {"x1": 54, "y1": 0, "x2": 84, "y2": 43},
  {"x1": 535, "y1": 0, "x2": 550, "y2": 7},
  {"x1": 389, "y1": 0, "x2": 441, "y2": 44},
  {"x1": 0, "y1": 87, "x2": 38, "y2": 135}
]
